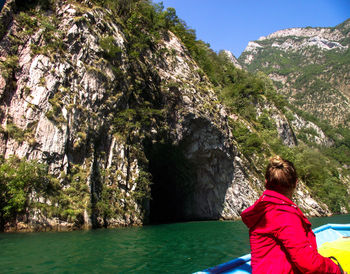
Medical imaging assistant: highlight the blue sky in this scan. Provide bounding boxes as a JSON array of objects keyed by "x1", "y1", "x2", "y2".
[{"x1": 158, "y1": 0, "x2": 350, "y2": 58}]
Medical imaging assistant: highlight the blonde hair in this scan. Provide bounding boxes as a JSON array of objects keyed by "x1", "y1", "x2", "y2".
[{"x1": 265, "y1": 155, "x2": 297, "y2": 191}]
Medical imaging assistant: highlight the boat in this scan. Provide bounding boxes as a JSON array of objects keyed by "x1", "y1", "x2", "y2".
[{"x1": 195, "y1": 223, "x2": 350, "y2": 274}]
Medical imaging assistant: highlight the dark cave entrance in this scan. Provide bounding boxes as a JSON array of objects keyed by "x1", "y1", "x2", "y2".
[{"x1": 145, "y1": 141, "x2": 196, "y2": 224}]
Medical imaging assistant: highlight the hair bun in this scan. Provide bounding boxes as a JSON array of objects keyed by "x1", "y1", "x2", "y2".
[
  {"x1": 265, "y1": 155, "x2": 298, "y2": 191},
  {"x1": 270, "y1": 155, "x2": 284, "y2": 169}
]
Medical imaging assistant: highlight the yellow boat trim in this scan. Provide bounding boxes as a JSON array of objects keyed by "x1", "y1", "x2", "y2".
[{"x1": 319, "y1": 237, "x2": 350, "y2": 272}]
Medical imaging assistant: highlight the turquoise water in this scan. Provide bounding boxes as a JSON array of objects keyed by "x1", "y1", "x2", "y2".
[{"x1": 1, "y1": 215, "x2": 349, "y2": 273}]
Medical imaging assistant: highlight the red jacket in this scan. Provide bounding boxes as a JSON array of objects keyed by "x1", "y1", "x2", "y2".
[{"x1": 240, "y1": 190, "x2": 341, "y2": 274}]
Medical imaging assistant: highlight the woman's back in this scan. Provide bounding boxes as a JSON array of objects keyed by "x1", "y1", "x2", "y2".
[{"x1": 240, "y1": 156, "x2": 342, "y2": 274}]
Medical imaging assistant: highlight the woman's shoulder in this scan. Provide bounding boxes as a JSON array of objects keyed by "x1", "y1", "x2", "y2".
[
  {"x1": 265, "y1": 204, "x2": 311, "y2": 230},
  {"x1": 264, "y1": 203, "x2": 299, "y2": 221}
]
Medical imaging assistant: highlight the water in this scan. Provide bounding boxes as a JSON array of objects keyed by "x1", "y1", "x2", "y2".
[{"x1": 0, "y1": 215, "x2": 349, "y2": 273}]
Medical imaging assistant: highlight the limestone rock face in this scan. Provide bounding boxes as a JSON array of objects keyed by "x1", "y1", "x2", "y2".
[
  {"x1": 239, "y1": 19, "x2": 350, "y2": 127},
  {"x1": 295, "y1": 183, "x2": 330, "y2": 217},
  {"x1": 290, "y1": 113, "x2": 334, "y2": 146},
  {"x1": 257, "y1": 102, "x2": 297, "y2": 147},
  {"x1": 242, "y1": 42, "x2": 263, "y2": 63},
  {"x1": 258, "y1": 27, "x2": 345, "y2": 42},
  {"x1": 0, "y1": 1, "x2": 332, "y2": 231},
  {"x1": 221, "y1": 50, "x2": 242, "y2": 69}
]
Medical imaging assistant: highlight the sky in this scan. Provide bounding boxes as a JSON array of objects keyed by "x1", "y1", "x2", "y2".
[{"x1": 158, "y1": 0, "x2": 350, "y2": 58}]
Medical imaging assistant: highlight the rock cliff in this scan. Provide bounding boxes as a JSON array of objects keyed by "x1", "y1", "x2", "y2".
[
  {"x1": 0, "y1": 0, "x2": 342, "y2": 232},
  {"x1": 220, "y1": 50, "x2": 242, "y2": 69}
]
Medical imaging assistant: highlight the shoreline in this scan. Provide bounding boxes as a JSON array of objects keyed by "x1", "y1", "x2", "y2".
[{"x1": 2, "y1": 213, "x2": 346, "y2": 233}]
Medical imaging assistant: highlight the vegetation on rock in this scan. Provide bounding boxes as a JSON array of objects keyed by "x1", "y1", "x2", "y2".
[
  {"x1": 0, "y1": 157, "x2": 58, "y2": 231},
  {"x1": 0, "y1": 0, "x2": 349, "y2": 231}
]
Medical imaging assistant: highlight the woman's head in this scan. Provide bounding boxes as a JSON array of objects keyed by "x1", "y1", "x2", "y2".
[{"x1": 265, "y1": 155, "x2": 298, "y2": 192}]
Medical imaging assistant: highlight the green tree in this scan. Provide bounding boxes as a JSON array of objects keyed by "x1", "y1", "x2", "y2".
[{"x1": 0, "y1": 157, "x2": 55, "y2": 231}]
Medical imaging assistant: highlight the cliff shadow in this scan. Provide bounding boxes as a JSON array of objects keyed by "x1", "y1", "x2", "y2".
[
  {"x1": 144, "y1": 141, "x2": 197, "y2": 224},
  {"x1": 179, "y1": 117, "x2": 236, "y2": 221},
  {"x1": 144, "y1": 117, "x2": 236, "y2": 223}
]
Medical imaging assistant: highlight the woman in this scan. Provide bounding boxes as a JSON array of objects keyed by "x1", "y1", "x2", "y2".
[{"x1": 241, "y1": 155, "x2": 343, "y2": 274}]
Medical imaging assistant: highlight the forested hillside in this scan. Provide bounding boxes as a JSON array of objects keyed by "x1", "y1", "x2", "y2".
[
  {"x1": 238, "y1": 19, "x2": 350, "y2": 180},
  {"x1": 239, "y1": 19, "x2": 350, "y2": 128},
  {"x1": 0, "y1": 0, "x2": 349, "y2": 232}
]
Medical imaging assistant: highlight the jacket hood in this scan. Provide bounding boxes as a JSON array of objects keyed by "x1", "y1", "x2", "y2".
[{"x1": 240, "y1": 190, "x2": 302, "y2": 229}]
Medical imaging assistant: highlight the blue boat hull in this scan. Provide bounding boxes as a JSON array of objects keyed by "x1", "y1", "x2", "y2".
[{"x1": 195, "y1": 223, "x2": 350, "y2": 274}]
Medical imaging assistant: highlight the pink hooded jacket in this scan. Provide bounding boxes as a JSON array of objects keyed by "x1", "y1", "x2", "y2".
[{"x1": 240, "y1": 190, "x2": 341, "y2": 274}]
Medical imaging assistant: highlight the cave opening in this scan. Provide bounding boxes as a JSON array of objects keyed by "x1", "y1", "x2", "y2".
[{"x1": 144, "y1": 141, "x2": 196, "y2": 224}]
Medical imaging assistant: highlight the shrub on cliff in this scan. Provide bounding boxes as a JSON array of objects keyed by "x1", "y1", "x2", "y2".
[{"x1": 0, "y1": 157, "x2": 57, "y2": 231}]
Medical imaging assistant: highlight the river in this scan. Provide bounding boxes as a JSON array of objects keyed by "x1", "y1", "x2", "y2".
[{"x1": 1, "y1": 214, "x2": 349, "y2": 273}]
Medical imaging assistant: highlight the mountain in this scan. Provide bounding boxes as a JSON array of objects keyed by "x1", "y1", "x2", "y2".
[
  {"x1": 0, "y1": 0, "x2": 349, "y2": 232},
  {"x1": 239, "y1": 19, "x2": 350, "y2": 127},
  {"x1": 219, "y1": 50, "x2": 242, "y2": 69}
]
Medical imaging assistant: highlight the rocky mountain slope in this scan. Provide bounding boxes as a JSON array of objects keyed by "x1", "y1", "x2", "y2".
[
  {"x1": 239, "y1": 19, "x2": 350, "y2": 127},
  {"x1": 0, "y1": 0, "x2": 348, "y2": 232},
  {"x1": 220, "y1": 50, "x2": 242, "y2": 69}
]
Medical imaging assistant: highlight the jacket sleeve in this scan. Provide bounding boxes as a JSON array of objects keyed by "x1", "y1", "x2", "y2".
[{"x1": 273, "y1": 211, "x2": 341, "y2": 274}]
